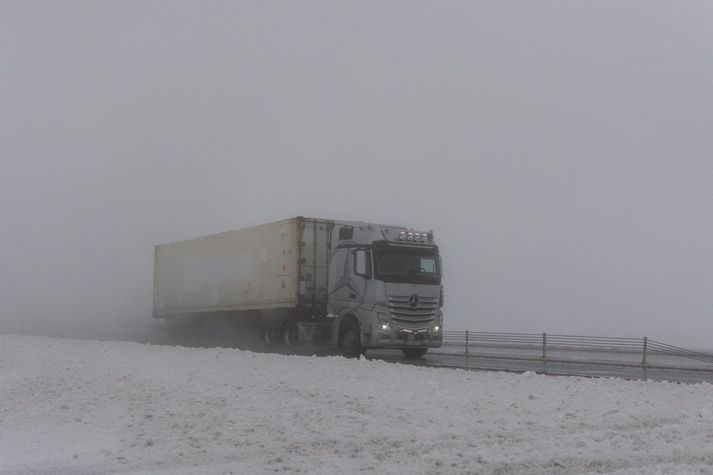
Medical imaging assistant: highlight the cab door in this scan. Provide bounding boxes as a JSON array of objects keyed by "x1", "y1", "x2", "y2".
[{"x1": 329, "y1": 246, "x2": 372, "y2": 315}]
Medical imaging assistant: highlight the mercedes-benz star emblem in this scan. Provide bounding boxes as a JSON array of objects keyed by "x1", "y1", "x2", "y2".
[{"x1": 408, "y1": 294, "x2": 420, "y2": 307}]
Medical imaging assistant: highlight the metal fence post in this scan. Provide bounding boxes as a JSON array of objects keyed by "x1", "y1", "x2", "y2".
[
  {"x1": 642, "y1": 337, "x2": 648, "y2": 365},
  {"x1": 542, "y1": 332, "x2": 547, "y2": 360},
  {"x1": 465, "y1": 330, "x2": 469, "y2": 356}
]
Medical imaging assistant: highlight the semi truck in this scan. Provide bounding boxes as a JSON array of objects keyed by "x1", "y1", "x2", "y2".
[{"x1": 153, "y1": 217, "x2": 443, "y2": 357}]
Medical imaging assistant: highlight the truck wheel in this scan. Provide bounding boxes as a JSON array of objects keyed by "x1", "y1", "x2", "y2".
[
  {"x1": 281, "y1": 320, "x2": 299, "y2": 345},
  {"x1": 262, "y1": 324, "x2": 280, "y2": 348},
  {"x1": 402, "y1": 348, "x2": 428, "y2": 359},
  {"x1": 339, "y1": 320, "x2": 362, "y2": 359}
]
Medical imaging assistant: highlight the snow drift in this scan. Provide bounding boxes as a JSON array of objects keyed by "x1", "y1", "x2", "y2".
[{"x1": 2, "y1": 335, "x2": 713, "y2": 474}]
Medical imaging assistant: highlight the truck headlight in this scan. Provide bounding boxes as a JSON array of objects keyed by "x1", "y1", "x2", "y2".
[
  {"x1": 433, "y1": 326, "x2": 440, "y2": 332},
  {"x1": 377, "y1": 312, "x2": 390, "y2": 330}
]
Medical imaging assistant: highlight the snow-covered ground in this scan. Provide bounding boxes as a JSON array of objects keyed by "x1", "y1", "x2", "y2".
[{"x1": 2, "y1": 335, "x2": 713, "y2": 475}]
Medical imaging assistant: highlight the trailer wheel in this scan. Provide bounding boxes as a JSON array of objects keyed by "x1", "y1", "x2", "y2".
[
  {"x1": 339, "y1": 319, "x2": 362, "y2": 359},
  {"x1": 281, "y1": 320, "x2": 299, "y2": 345},
  {"x1": 402, "y1": 348, "x2": 428, "y2": 359},
  {"x1": 262, "y1": 324, "x2": 280, "y2": 348}
]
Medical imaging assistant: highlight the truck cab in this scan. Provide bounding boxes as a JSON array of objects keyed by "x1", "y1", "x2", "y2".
[{"x1": 327, "y1": 221, "x2": 443, "y2": 357}]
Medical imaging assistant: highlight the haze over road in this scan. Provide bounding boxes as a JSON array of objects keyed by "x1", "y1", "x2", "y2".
[{"x1": 1, "y1": 2, "x2": 712, "y2": 345}]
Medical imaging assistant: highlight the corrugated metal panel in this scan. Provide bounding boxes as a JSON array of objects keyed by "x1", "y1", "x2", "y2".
[{"x1": 154, "y1": 218, "x2": 304, "y2": 317}]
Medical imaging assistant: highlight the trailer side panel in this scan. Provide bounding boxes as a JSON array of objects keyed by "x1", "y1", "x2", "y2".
[{"x1": 154, "y1": 218, "x2": 303, "y2": 317}]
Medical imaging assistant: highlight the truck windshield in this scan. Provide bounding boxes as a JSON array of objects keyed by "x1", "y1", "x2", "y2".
[{"x1": 373, "y1": 250, "x2": 441, "y2": 285}]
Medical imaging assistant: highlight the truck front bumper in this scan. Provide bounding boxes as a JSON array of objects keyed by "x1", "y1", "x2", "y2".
[{"x1": 365, "y1": 324, "x2": 442, "y2": 349}]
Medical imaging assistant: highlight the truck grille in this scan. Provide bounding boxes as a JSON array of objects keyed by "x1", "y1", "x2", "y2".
[{"x1": 387, "y1": 295, "x2": 437, "y2": 329}]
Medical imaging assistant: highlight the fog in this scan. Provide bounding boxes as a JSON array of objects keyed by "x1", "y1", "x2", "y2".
[{"x1": 1, "y1": 2, "x2": 712, "y2": 346}]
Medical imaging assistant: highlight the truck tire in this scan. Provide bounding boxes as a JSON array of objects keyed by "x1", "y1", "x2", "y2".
[
  {"x1": 281, "y1": 320, "x2": 299, "y2": 345},
  {"x1": 262, "y1": 324, "x2": 280, "y2": 348},
  {"x1": 402, "y1": 348, "x2": 428, "y2": 359},
  {"x1": 339, "y1": 319, "x2": 362, "y2": 359}
]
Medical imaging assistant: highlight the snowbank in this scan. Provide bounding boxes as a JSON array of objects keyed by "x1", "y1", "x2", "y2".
[{"x1": 1, "y1": 335, "x2": 713, "y2": 474}]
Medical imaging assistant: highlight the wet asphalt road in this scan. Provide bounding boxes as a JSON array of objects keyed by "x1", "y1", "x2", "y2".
[
  {"x1": 4, "y1": 322, "x2": 712, "y2": 384},
  {"x1": 368, "y1": 348, "x2": 713, "y2": 384}
]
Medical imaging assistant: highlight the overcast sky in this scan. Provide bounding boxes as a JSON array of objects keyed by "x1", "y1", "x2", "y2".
[{"x1": 1, "y1": 1, "x2": 712, "y2": 345}]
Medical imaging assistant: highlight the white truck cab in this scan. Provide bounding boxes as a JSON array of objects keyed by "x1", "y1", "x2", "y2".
[{"x1": 325, "y1": 221, "x2": 443, "y2": 357}]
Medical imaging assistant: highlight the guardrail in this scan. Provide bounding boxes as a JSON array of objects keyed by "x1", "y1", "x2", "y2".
[{"x1": 440, "y1": 331, "x2": 713, "y2": 370}]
